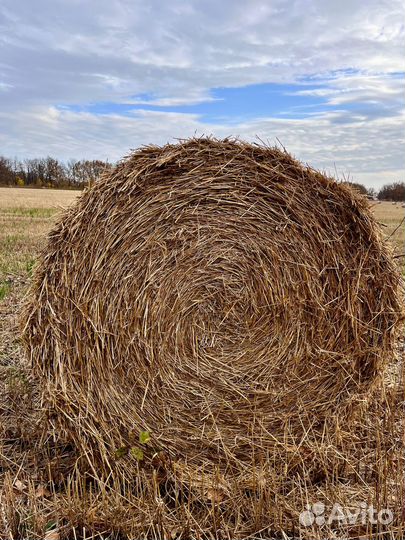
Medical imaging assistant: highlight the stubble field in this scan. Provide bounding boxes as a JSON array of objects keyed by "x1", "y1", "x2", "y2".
[
  {"x1": 1, "y1": 187, "x2": 403, "y2": 304},
  {"x1": 0, "y1": 186, "x2": 404, "y2": 538}
]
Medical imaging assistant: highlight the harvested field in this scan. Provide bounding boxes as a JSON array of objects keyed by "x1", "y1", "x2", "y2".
[
  {"x1": 372, "y1": 200, "x2": 405, "y2": 256},
  {"x1": 0, "y1": 186, "x2": 79, "y2": 210},
  {"x1": 0, "y1": 141, "x2": 404, "y2": 540}
]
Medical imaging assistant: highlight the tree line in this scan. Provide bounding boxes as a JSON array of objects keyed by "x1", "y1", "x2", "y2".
[
  {"x1": 0, "y1": 155, "x2": 404, "y2": 200},
  {"x1": 0, "y1": 156, "x2": 113, "y2": 189},
  {"x1": 345, "y1": 181, "x2": 405, "y2": 202}
]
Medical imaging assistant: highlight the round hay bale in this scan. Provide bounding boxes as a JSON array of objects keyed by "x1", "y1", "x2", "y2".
[{"x1": 22, "y1": 138, "x2": 402, "y2": 479}]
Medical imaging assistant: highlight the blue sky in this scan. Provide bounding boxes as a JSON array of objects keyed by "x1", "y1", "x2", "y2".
[
  {"x1": 62, "y1": 82, "x2": 330, "y2": 122},
  {"x1": 0, "y1": 0, "x2": 404, "y2": 188},
  {"x1": 61, "y1": 72, "x2": 404, "y2": 125}
]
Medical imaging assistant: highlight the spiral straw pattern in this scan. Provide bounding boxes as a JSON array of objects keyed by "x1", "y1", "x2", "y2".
[{"x1": 23, "y1": 138, "x2": 402, "y2": 489}]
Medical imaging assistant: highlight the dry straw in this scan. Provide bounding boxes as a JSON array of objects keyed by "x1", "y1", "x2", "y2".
[{"x1": 22, "y1": 138, "x2": 404, "y2": 538}]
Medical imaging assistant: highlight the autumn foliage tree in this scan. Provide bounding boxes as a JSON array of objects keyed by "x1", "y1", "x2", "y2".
[{"x1": 0, "y1": 156, "x2": 112, "y2": 188}]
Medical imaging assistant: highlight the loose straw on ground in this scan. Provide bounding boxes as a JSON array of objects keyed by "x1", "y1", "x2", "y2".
[{"x1": 22, "y1": 138, "x2": 404, "y2": 538}]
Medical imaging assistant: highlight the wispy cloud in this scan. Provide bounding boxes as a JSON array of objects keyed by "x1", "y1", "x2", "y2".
[{"x1": 0, "y1": 0, "x2": 404, "y2": 187}]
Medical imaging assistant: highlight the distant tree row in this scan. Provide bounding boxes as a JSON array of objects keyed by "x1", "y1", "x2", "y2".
[
  {"x1": 0, "y1": 156, "x2": 113, "y2": 189},
  {"x1": 1, "y1": 156, "x2": 404, "y2": 200},
  {"x1": 343, "y1": 181, "x2": 405, "y2": 201},
  {"x1": 376, "y1": 182, "x2": 405, "y2": 202}
]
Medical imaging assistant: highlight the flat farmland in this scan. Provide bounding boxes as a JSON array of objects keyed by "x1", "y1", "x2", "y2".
[
  {"x1": 0, "y1": 185, "x2": 403, "y2": 539},
  {"x1": 0, "y1": 187, "x2": 80, "y2": 282},
  {"x1": 372, "y1": 200, "x2": 405, "y2": 256},
  {"x1": 1, "y1": 187, "x2": 403, "y2": 294}
]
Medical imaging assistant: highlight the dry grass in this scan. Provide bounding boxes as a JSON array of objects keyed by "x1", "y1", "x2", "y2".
[
  {"x1": 0, "y1": 188, "x2": 79, "y2": 279},
  {"x1": 371, "y1": 201, "x2": 405, "y2": 259},
  {"x1": 1, "y1": 145, "x2": 404, "y2": 540},
  {"x1": 0, "y1": 186, "x2": 79, "y2": 209}
]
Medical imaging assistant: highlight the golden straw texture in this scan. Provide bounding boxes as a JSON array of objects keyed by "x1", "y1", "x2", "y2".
[{"x1": 22, "y1": 138, "x2": 404, "y2": 537}]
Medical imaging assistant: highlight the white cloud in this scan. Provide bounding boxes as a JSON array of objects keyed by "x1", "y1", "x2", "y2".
[
  {"x1": 292, "y1": 73, "x2": 404, "y2": 111},
  {"x1": 127, "y1": 91, "x2": 220, "y2": 107},
  {"x1": 0, "y1": 0, "x2": 404, "y2": 188},
  {"x1": 1, "y1": 105, "x2": 403, "y2": 190}
]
